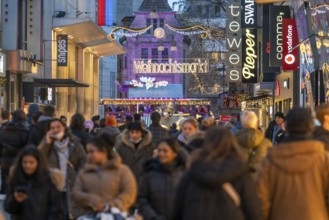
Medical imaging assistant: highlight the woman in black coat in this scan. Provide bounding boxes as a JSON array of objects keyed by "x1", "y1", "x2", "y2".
[
  {"x1": 138, "y1": 138, "x2": 188, "y2": 220},
  {"x1": 172, "y1": 128, "x2": 263, "y2": 220},
  {"x1": 70, "y1": 113, "x2": 92, "y2": 150},
  {"x1": 4, "y1": 146, "x2": 62, "y2": 220}
]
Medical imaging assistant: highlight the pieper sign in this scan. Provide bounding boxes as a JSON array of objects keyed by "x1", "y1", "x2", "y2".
[
  {"x1": 242, "y1": 28, "x2": 258, "y2": 83},
  {"x1": 282, "y1": 19, "x2": 299, "y2": 71}
]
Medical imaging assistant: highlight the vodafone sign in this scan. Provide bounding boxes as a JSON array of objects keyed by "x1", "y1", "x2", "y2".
[{"x1": 282, "y1": 19, "x2": 299, "y2": 71}]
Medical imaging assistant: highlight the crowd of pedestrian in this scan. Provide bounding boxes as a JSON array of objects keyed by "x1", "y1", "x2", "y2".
[{"x1": 1, "y1": 104, "x2": 329, "y2": 219}]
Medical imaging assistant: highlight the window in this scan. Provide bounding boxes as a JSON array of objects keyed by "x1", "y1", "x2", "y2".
[
  {"x1": 152, "y1": 48, "x2": 158, "y2": 63},
  {"x1": 146, "y1": 19, "x2": 151, "y2": 34},
  {"x1": 159, "y1": 19, "x2": 165, "y2": 28},
  {"x1": 141, "y1": 48, "x2": 148, "y2": 61},
  {"x1": 153, "y1": 19, "x2": 157, "y2": 31},
  {"x1": 162, "y1": 48, "x2": 169, "y2": 63},
  {"x1": 124, "y1": 56, "x2": 127, "y2": 68},
  {"x1": 211, "y1": 52, "x2": 219, "y2": 62}
]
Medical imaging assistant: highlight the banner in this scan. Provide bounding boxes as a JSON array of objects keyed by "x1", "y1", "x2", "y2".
[
  {"x1": 269, "y1": 6, "x2": 290, "y2": 67},
  {"x1": 262, "y1": 4, "x2": 280, "y2": 77},
  {"x1": 242, "y1": 28, "x2": 258, "y2": 83},
  {"x1": 57, "y1": 35, "x2": 68, "y2": 67},
  {"x1": 282, "y1": 19, "x2": 299, "y2": 70},
  {"x1": 241, "y1": 0, "x2": 257, "y2": 28}
]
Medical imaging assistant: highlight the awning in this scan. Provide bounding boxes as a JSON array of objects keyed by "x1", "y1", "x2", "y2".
[
  {"x1": 53, "y1": 20, "x2": 125, "y2": 56},
  {"x1": 33, "y1": 79, "x2": 89, "y2": 87}
]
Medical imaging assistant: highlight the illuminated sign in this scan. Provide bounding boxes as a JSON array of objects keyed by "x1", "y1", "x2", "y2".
[
  {"x1": 242, "y1": 28, "x2": 258, "y2": 83},
  {"x1": 226, "y1": 0, "x2": 242, "y2": 82},
  {"x1": 241, "y1": 0, "x2": 257, "y2": 28},
  {"x1": 98, "y1": 0, "x2": 113, "y2": 26},
  {"x1": 282, "y1": 19, "x2": 299, "y2": 71},
  {"x1": 57, "y1": 35, "x2": 68, "y2": 67},
  {"x1": 133, "y1": 59, "x2": 209, "y2": 74},
  {"x1": 129, "y1": 77, "x2": 168, "y2": 90},
  {"x1": 269, "y1": 6, "x2": 290, "y2": 67}
]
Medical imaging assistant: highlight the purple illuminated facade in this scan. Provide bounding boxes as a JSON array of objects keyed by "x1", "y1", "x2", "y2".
[{"x1": 120, "y1": 0, "x2": 189, "y2": 98}]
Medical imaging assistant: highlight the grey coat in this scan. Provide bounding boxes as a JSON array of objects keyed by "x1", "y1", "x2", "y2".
[
  {"x1": 38, "y1": 133, "x2": 87, "y2": 219},
  {"x1": 116, "y1": 128, "x2": 154, "y2": 183}
]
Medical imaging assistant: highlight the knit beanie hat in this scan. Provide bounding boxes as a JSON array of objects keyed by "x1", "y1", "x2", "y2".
[
  {"x1": 275, "y1": 112, "x2": 285, "y2": 119},
  {"x1": 106, "y1": 115, "x2": 117, "y2": 126},
  {"x1": 28, "y1": 104, "x2": 40, "y2": 115},
  {"x1": 286, "y1": 108, "x2": 313, "y2": 134}
]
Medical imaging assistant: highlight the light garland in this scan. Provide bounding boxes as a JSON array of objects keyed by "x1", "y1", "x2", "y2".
[
  {"x1": 0, "y1": 77, "x2": 6, "y2": 86},
  {"x1": 165, "y1": 24, "x2": 210, "y2": 39},
  {"x1": 100, "y1": 98, "x2": 211, "y2": 105},
  {"x1": 108, "y1": 25, "x2": 153, "y2": 40}
]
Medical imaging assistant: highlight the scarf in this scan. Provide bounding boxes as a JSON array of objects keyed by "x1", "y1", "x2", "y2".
[{"x1": 54, "y1": 138, "x2": 69, "y2": 191}]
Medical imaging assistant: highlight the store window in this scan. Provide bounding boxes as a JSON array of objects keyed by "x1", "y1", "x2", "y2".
[
  {"x1": 141, "y1": 48, "x2": 148, "y2": 61},
  {"x1": 159, "y1": 19, "x2": 165, "y2": 28},
  {"x1": 146, "y1": 19, "x2": 151, "y2": 34},
  {"x1": 152, "y1": 19, "x2": 157, "y2": 31},
  {"x1": 161, "y1": 48, "x2": 169, "y2": 63}
]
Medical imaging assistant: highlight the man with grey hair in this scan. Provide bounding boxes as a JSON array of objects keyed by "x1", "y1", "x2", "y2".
[{"x1": 235, "y1": 111, "x2": 272, "y2": 177}]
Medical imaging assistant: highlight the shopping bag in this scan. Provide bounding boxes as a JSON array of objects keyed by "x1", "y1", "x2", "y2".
[{"x1": 77, "y1": 214, "x2": 97, "y2": 220}]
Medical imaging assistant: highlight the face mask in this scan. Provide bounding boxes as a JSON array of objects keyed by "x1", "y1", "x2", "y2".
[
  {"x1": 52, "y1": 131, "x2": 65, "y2": 141},
  {"x1": 130, "y1": 137, "x2": 142, "y2": 144}
]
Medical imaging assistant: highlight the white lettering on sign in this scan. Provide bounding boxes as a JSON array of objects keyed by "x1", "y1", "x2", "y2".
[
  {"x1": 129, "y1": 77, "x2": 169, "y2": 90},
  {"x1": 276, "y1": 12, "x2": 284, "y2": 60},
  {"x1": 133, "y1": 59, "x2": 209, "y2": 74},
  {"x1": 229, "y1": 54, "x2": 240, "y2": 65},
  {"x1": 57, "y1": 39, "x2": 67, "y2": 64},
  {"x1": 243, "y1": 29, "x2": 257, "y2": 79},
  {"x1": 227, "y1": 38, "x2": 242, "y2": 48},
  {"x1": 229, "y1": 69, "x2": 240, "y2": 81},
  {"x1": 244, "y1": 0, "x2": 255, "y2": 25}
]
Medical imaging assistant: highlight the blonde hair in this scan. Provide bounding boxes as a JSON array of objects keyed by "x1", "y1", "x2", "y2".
[{"x1": 241, "y1": 111, "x2": 258, "y2": 129}]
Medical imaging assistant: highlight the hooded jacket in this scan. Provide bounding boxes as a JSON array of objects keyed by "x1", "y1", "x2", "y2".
[
  {"x1": 116, "y1": 128, "x2": 153, "y2": 182},
  {"x1": 138, "y1": 152, "x2": 187, "y2": 220},
  {"x1": 0, "y1": 122, "x2": 29, "y2": 171},
  {"x1": 72, "y1": 153, "x2": 137, "y2": 214},
  {"x1": 172, "y1": 156, "x2": 263, "y2": 220},
  {"x1": 236, "y1": 128, "x2": 272, "y2": 174},
  {"x1": 314, "y1": 126, "x2": 329, "y2": 150},
  {"x1": 257, "y1": 139, "x2": 329, "y2": 220}
]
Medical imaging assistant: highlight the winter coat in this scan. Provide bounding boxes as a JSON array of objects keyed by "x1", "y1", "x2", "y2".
[
  {"x1": 72, "y1": 153, "x2": 137, "y2": 214},
  {"x1": 70, "y1": 129, "x2": 92, "y2": 150},
  {"x1": 0, "y1": 122, "x2": 29, "y2": 172},
  {"x1": 257, "y1": 138, "x2": 329, "y2": 220},
  {"x1": 148, "y1": 124, "x2": 169, "y2": 147},
  {"x1": 172, "y1": 156, "x2": 263, "y2": 220},
  {"x1": 138, "y1": 152, "x2": 187, "y2": 220},
  {"x1": 314, "y1": 126, "x2": 329, "y2": 150},
  {"x1": 235, "y1": 128, "x2": 272, "y2": 174},
  {"x1": 116, "y1": 128, "x2": 153, "y2": 182},
  {"x1": 177, "y1": 132, "x2": 204, "y2": 153},
  {"x1": 38, "y1": 133, "x2": 87, "y2": 218},
  {"x1": 28, "y1": 115, "x2": 52, "y2": 146},
  {"x1": 4, "y1": 171, "x2": 62, "y2": 220}
]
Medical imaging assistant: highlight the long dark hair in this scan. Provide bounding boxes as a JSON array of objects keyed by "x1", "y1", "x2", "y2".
[
  {"x1": 86, "y1": 133, "x2": 116, "y2": 160},
  {"x1": 192, "y1": 127, "x2": 243, "y2": 163},
  {"x1": 9, "y1": 146, "x2": 50, "y2": 186},
  {"x1": 70, "y1": 113, "x2": 85, "y2": 130}
]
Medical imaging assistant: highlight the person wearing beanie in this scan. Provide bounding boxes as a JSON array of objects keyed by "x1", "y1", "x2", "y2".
[
  {"x1": 148, "y1": 112, "x2": 169, "y2": 147},
  {"x1": 138, "y1": 138, "x2": 188, "y2": 220},
  {"x1": 265, "y1": 111, "x2": 285, "y2": 144},
  {"x1": 0, "y1": 110, "x2": 29, "y2": 193},
  {"x1": 116, "y1": 122, "x2": 153, "y2": 182},
  {"x1": 27, "y1": 103, "x2": 40, "y2": 126},
  {"x1": 101, "y1": 115, "x2": 120, "y2": 137},
  {"x1": 257, "y1": 107, "x2": 329, "y2": 220}
]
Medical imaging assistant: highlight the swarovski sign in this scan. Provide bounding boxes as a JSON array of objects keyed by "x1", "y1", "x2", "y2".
[
  {"x1": 225, "y1": 0, "x2": 242, "y2": 83},
  {"x1": 133, "y1": 59, "x2": 209, "y2": 74},
  {"x1": 241, "y1": 0, "x2": 257, "y2": 28}
]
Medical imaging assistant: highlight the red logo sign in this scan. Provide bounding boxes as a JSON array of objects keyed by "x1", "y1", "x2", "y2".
[{"x1": 282, "y1": 19, "x2": 299, "y2": 70}]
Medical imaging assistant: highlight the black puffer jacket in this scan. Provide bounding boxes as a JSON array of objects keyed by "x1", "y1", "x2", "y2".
[
  {"x1": 4, "y1": 175, "x2": 62, "y2": 220},
  {"x1": 138, "y1": 153, "x2": 187, "y2": 220},
  {"x1": 0, "y1": 122, "x2": 29, "y2": 171},
  {"x1": 172, "y1": 156, "x2": 263, "y2": 220},
  {"x1": 70, "y1": 129, "x2": 92, "y2": 150}
]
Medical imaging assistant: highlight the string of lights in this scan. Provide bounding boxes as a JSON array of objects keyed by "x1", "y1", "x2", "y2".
[
  {"x1": 100, "y1": 98, "x2": 211, "y2": 105},
  {"x1": 108, "y1": 25, "x2": 153, "y2": 40},
  {"x1": 165, "y1": 24, "x2": 210, "y2": 39}
]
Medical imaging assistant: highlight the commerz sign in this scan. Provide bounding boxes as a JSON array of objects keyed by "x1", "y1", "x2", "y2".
[{"x1": 133, "y1": 59, "x2": 209, "y2": 74}]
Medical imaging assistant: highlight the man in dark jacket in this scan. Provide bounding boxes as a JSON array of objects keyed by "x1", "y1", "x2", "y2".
[
  {"x1": 117, "y1": 122, "x2": 153, "y2": 183},
  {"x1": 314, "y1": 103, "x2": 329, "y2": 150},
  {"x1": 265, "y1": 112, "x2": 285, "y2": 144},
  {"x1": 0, "y1": 110, "x2": 29, "y2": 193},
  {"x1": 0, "y1": 110, "x2": 10, "y2": 128},
  {"x1": 119, "y1": 115, "x2": 133, "y2": 132},
  {"x1": 28, "y1": 105, "x2": 55, "y2": 146},
  {"x1": 148, "y1": 112, "x2": 169, "y2": 147}
]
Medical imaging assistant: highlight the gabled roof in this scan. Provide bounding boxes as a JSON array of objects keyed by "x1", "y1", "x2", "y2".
[{"x1": 138, "y1": 0, "x2": 172, "y2": 12}]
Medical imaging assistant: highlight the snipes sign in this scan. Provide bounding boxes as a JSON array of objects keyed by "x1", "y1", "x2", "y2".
[
  {"x1": 282, "y1": 19, "x2": 299, "y2": 71},
  {"x1": 57, "y1": 35, "x2": 68, "y2": 67}
]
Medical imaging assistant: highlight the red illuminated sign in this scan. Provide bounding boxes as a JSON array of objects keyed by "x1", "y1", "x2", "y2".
[
  {"x1": 98, "y1": 0, "x2": 105, "y2": 26},
  {"x1": 282, "y1": 19, "x2": 299, "y2": 71}
]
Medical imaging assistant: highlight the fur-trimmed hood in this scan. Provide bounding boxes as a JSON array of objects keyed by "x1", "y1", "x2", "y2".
[{"x1": 117, "y1": 128, "x2": 153, "y2": 151}]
